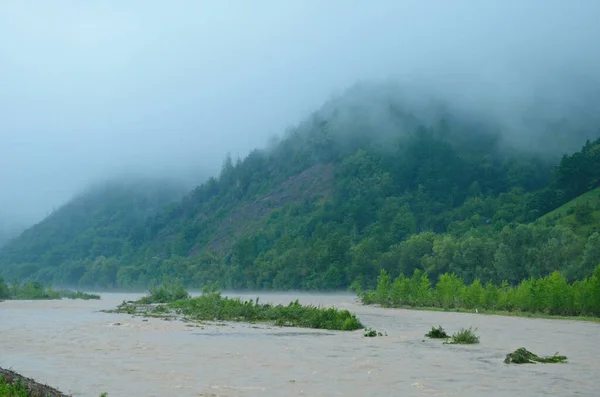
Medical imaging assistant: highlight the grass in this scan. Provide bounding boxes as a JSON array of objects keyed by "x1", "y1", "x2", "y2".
[
  {"x1": 0, "y1": 376, "x2": 28, "y2": 397},
  {"x1": 108, "y1": 282, "x2": 364, "y2": 331},
  {"x1": 537, "y1": 186, "x2": 600, "y2": 221},
  {"x1": 425, "y1": 325, "x2": 449, "y2": 339},
  {"x1": 536, "y1": 186, "x2": 600, "y2": 235},
  {"x1": 444, "y1": 327, "x2": 480, "y2": 344},
  {"x1": 504, "y1": 348, "x2": 568, "y2": 364}
]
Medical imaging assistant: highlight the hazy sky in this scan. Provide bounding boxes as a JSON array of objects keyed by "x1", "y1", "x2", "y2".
[{"x1": 1, "y1": 0, "x2": 600, "y2": 225}]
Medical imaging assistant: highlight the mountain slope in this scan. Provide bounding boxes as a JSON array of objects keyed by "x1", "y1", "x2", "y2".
[
  {"x1": 1, "y1": 84, "x2": 599, "y2": 290},
  {"x1": 0, "y1": 178, "x2": 186, "y2": 283},
  {"x1": 537, "y1": 187, "x2": 600, "y2": 235}
]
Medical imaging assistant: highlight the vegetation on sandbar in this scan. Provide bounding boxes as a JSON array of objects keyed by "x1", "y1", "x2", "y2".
[
  {"x1": 137, "y1": 280, "x2": 190, "y2": 304},
  {"x1": 443, "y1": 327, "x2": 480, "y2": 345},
  {"x1": 359, "y1": 266, "x2": 600, "y2": 319},
  {"x1": 504, "y1": 348, "x2": 568, "y2": 364},
  {"x1": 108, "y1": 282, "x2": 364, "y2": 331},
  {"x1": 0, "y1": 277, "x2": 100, "y2": 301}
]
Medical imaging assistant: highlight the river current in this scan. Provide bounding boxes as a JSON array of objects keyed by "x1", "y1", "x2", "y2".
[{"x1": 1, "y1": 292, "x2": 598, "y2": 396}]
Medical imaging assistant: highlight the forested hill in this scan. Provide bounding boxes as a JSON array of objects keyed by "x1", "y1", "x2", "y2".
[
  {"x1": 0, "y1": 178, "x2": 186, "y2": 282},
  {"x1": 1, "y1": 85, "x2": 599, "y2": 290}
]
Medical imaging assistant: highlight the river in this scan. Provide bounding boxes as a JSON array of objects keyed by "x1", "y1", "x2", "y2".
[{"x1": 0, "y1": 292, "x2": 598, "y2": 396}]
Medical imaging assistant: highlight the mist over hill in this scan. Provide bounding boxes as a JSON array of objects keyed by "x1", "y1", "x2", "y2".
[
  {"x1": 1, "y1": 82, "x2": 599, "y2": 289},
  {"x1": 2, "y1": 1, "x2": 600, "y2": 289},
  {"x1": 2, "y1": 1, "x2": 600, "y2": 227}
]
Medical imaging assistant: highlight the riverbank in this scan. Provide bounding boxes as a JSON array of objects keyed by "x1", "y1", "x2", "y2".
[
  {"x1": 0, "y1": 367, "x2": 70, "y2": 397},
  {"x1": 361, "y1": 304, "x2": 600, "y2": 323}
]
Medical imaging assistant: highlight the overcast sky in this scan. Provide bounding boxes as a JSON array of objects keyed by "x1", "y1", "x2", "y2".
[{"x1": 1, "y1": 0, "x2": 600, "y2": 225}]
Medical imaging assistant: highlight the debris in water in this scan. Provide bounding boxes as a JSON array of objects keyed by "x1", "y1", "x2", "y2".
[
  {"x1": 363, "y1": 327, "x2": 385, "y2": 337},
  {"x1": 504, "y1": 348, "x2": 568, "y2": 364}
]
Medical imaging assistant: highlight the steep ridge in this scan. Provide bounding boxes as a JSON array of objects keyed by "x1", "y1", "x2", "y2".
[{"x1": 203, "y1": 162, "x2": 336, "y2": 255}]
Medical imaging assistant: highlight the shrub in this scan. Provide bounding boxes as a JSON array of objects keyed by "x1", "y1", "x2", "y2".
[
  {"x1": 138, "y1": 281, "x2": 190, "y2": 304},
  {"x1": 445, "y1": 327, "x2": 480, "y2": 344},
  {"x1": 425, "y1": 325, "x2": 449, "y2": 339}
]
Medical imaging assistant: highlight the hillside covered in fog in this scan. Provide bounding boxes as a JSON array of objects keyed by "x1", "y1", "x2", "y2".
[{"x1": 1, "y1": 83, "x2": 599, "y2": 290}]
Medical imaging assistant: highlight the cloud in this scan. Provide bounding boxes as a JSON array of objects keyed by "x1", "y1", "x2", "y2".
[{"x1": 1, "y1": 0, "x2": 599, "y2": 224}]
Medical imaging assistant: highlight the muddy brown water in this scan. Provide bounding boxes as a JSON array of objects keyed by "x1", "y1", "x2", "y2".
[{"x1": 1, "y1": 292, "x2": 599, "y2": 396}]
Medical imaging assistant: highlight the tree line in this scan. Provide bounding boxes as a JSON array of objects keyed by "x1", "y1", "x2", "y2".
[{"x1": 359, "y1": 265, "x2": 600, "y2": 317}]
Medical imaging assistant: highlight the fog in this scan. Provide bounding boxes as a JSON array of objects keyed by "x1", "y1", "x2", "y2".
[{"x1": 1, "y1": 0, "x2": 600, "y2": 228}]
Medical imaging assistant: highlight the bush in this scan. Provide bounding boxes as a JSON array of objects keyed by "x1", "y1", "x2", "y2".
[
  {"x1": 425, "y1": 325, "x2": 449, "y2": 339},
  {"x1": 138, "y1": 281, "x2": 190, "y2": 304},
  {"x1": 445, "y1": 327, "x2": 480, "y2": 344}
]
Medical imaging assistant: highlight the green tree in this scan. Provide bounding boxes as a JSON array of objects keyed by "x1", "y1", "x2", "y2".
[
  {"x1": 0, "y1": 276, "x2": 9, "y2": 299},
  {"x1": 493, "y1": 243, "x2": 518, "y2": 284},
  {"x1": 436, "y1": 273, "x2": 463, "y2": 308},
  {"x1": 375, "y1": 269, "x2": 392, "y2": 305},
  {"x1": 461, "y1": 279, "x2": 484, "y2": 309},
  {"x1": 580, "y1": 233, "x2": 600, "y2": 276},
  {"x1": 574, "y1": 202, "x2": 593, "y2": 224}
]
